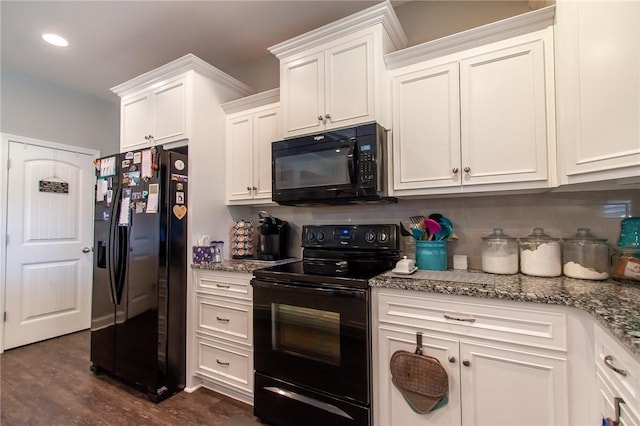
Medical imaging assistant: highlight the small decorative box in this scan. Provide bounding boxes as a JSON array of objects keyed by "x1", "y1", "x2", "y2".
[{"x1": 192, "y1": 246, "x2": 214, "y2": 265}]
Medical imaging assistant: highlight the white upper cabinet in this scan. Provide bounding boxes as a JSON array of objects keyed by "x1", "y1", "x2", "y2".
[
  {"x1": 222, "y1": 90, "x2": 280, "y2": 204},
  {"x1": 269, "y1": 0, "x2": 407, "y2": 138},
  {"x1": 118, "y1": 74, "x2": 188, "y2": 151},
  {"x1": 386, "y1": 7, "x2": 556, "y2": 196},
  {"x1": 555, "y1": 0, "x2": 640, "y2": 185},
  {"x1": 112, "y1": 54, "x2": 253, "y2": 153}
]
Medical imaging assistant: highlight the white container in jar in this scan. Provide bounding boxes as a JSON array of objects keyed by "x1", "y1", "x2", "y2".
[
  {"x1": 481, "y1": 228, "x2": 519, "y2": 274},
  {"x1": 519, "y1": 228, "x2": 561, "y2": 277},
  {"x1": 562, "y1": 228, "x2": 609, "y2": 280}
]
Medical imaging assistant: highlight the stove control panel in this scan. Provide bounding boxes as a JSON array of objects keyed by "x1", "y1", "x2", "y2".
[{"x1": 302, "y1": 224, "x2": 398, "y2": 250}]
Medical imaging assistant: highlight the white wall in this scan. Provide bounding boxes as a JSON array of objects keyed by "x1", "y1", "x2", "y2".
[{"x1": 1, "y1": 68, "x2": 119, "y2": 156}]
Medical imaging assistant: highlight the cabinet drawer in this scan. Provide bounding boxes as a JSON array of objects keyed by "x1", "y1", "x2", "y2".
[
  {"x1": 195, "y1": 336, "x2": 253, "y2": 393},
  {"x1": 595, "y1": 323, "x2": 640, "y2": 406},
  {"x1": 195, "y1": 270, "x2": 252, "y2": 301},
  {"x1": 196, "y1": 295, "x2": 251, "y2": 345},
  {"x1": 377, "y1": 290, "x2": 567, "y2": 350},
  {"x1": 596, "y1": 370, "x2": 640, "y2": 426}
]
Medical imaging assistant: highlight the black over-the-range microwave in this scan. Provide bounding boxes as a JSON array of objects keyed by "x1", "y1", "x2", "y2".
[{"x1": 271, "y1": 122, "x2": 397, "y2": 206}]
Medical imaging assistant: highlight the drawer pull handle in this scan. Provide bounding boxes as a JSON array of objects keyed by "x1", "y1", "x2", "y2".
[
  {"x1": 216, "y1": 284, "x2": 230, "y2": 289},
  {"x1": 216, "y1": 316, "x2": 230, "y2": 323},
  {"x1": 216, "y1": 359, "x2": 230, "y2": 366},
  {"x1": 604, "y1": 355, "x2": 628, "y2": 376},
  {"x1": 614, "y1": 397, "x2": 625, "y2": 426},
  {"x1": 444, "y1": 314, "x2": 476, "y2": 323}
]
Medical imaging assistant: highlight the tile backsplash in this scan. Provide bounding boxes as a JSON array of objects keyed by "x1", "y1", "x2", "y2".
[{"x1": 250, "y1": 189, "x2": 639, "y2": 270}]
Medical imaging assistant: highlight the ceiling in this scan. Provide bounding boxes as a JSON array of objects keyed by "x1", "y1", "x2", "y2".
[{"x1": 1, "y1": 0, "x2": 392, "y2": 104}]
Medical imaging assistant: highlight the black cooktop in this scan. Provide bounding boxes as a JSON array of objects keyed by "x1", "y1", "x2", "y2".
[{"x1": 252, "y1": 260, "x2": 395, "y2": 289}]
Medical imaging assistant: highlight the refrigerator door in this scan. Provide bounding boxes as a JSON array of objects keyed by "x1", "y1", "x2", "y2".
[
  {"x1": 90, "y1": 154, "x2": 121, "y2": 374},
  {"x1": 114, "y1": 149, "x2": 162, "y2": 393}
]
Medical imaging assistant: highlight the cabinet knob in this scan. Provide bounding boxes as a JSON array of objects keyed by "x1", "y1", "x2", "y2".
[
  {"x1": 448, "y1": 356, "x2": 456, "y2": 363},
  {"x1": 452, "y1": 168, "x2": 459, "y2": 174},
  {"x1": 252, "y1": 186, "x2": 258, "y2": 191},
  {"x1": 318, "y1": 115, "x2": 323, "y2": 121},
  {"x1": 462, "y1": 360, "x2": 471, "y2": 367},
  {"x1": 464, "y1": 166, "x2": 471, "y2": 173},
  {"x1": 247, "y1": 186, "x2": 252, "y2": 191},
  {"x1": 324, "y1": 114, "x2": 331, "y2": 120}
]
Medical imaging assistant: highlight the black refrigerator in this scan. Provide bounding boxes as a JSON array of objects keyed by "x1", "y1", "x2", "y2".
[{"x1": 90, "y1": 146, "x2": 188, "y2": 402}]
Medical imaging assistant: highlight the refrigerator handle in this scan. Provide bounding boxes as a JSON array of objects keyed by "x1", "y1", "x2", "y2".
[
  {"x1": 108, "y1": 185, "x2": 122, "y2": 305},
  {"x1": 114, "y1": 225, "x2": 129, "y2": 305}
]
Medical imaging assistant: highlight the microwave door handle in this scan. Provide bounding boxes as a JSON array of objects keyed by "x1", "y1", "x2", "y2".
[{"x1": 347, "y1": 138, "x2": 357, "y2": 185}]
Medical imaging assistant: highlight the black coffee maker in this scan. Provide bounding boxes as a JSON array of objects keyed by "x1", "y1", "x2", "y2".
[{"x1": 257, "y1": 211, "x2": 289, "y2": 261}]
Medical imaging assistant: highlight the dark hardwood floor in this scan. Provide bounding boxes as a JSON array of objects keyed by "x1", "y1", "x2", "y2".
[{"x1": 0, "y1": 330, "x2": 257, "y2": 425}]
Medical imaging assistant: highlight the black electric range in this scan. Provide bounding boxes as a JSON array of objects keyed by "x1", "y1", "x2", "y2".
[{"x1": 252, "y1": 224, "x2": 400, "y2": 288}]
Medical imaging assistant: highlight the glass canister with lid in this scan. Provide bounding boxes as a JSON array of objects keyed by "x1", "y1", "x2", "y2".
[
  {"x1": 481, "y1": 228, "x2": 519, "y2": 274},
  {"x1": 562, "y1": 228, "x2": 609, "y2": 280},
  {"x1": 519, "y1": 228, "x2": 561, "y2": 277}
]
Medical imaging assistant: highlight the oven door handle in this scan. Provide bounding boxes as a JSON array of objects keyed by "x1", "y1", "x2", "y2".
[
  {"x1": 264, "y1": 387, "x2": 354, "y2": 420},
  {"x1": 252, "y1": 280, "x2": 365, "y2": 298}
]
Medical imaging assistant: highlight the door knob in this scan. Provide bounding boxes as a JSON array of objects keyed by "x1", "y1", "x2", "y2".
[{"x1": 82, "y1": 247, "x2": 91, "y2": 253}]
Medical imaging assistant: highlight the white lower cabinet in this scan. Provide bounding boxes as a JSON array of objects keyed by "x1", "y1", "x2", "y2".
[
  {"x1": 190, "y1": 270, "x2": 253, "y2": 404},
  {"x1": 373, "y1": 288, "x2": 570, "y2": 426},
  {"x1": 594, "y1": 323, "x2": 640, "y2": 426}
]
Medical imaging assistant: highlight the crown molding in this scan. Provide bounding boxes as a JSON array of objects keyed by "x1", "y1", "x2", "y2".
[
  {"x1": 221, "y1": 88, "x2": 280, "y2": 114},
  {"x1": 385, "y1": 5, "x2": 555, "y2": 70},
  {"x1": 111, "y1": 53, "x2": 253, "y2": 98},
  {"x1": 269, "y1": 0, "x2": 407, "y2": 59}
]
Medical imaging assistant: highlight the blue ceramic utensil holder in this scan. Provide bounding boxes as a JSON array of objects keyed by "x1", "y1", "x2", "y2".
[{"x1": 416, "y1": 240, "x2": 447, "y2": 271}]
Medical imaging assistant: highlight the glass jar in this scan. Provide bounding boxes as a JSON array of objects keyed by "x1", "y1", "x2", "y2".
[
  {"x1": 562, "y1": 228, "x2": 609, "y2": 280},
  {"x1": 611, "y1": 247, "x2": 640, "y2": 283},
  {"x1": 481, "y1": 228, "x2": 518, "y2": 274},
  {"x1": 519, "y1": 228, "x2": 561, "y2": 277}
]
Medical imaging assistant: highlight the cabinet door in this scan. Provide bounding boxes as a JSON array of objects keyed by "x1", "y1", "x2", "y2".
[
  {"x1": 376, "y1": 327, "x2": 460, "y2": 426},
  {"x1": 121, "y1": 92, "x2": 153, "y2": 151},
  {"x1": 460, "y1": 40, "x2": 549, "y2": 187},
  {"x1": 281, "y1": 52, "x2": 324, "y2": 137},
  {"x1": 557, "y1": 1, "x2": 640, "y2": 182},
  {"x1": 227, "y1": 114, "x2": 254, "y2": 201},
  {"x1": 153, "y1": 77, "x2": 187, "y2": 144},
  {"x1": 459, "y1": 342, "x2": 568, "y2": 426},
  {"x1": 325, "y1": 35, "x2": 375, "y2": 130},
  {"x1": 253, "y1": 107, "x2": 279, "y2": 201},
  {"x1": 392, "y1": 62, "x2": 461, "y2": 192}
]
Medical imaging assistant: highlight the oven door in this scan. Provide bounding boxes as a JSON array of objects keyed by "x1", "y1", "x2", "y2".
[{"x1": 252, "y1": 278, "x2": 370, "y2": 405}]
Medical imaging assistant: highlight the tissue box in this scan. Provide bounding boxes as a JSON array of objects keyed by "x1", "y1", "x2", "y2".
[{"x1": 192, "y1": 246, "x2": 214, "y2": 265}]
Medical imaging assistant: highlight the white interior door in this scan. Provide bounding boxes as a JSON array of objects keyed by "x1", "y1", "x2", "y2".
[{"x1": 4, "y1": 141, "x2": 95, "y2": 349}]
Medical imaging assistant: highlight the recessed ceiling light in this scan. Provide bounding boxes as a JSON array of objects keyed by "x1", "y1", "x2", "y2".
[{"x1": 42, "y1": 33, "x2": 69, "y2": 47}]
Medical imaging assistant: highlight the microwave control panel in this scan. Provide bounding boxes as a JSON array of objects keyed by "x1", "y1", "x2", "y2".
[{"x1": 358, "y1": 143, "x2": 376, "y2": 186}]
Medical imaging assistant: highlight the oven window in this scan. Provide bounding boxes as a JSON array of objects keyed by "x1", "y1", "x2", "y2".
[
  {"x1": 275, "y1": 149, "x2": 349, "y2": 190},
  {"x1": 272, "y1": 304, "x2": 340, "y2": 366}
]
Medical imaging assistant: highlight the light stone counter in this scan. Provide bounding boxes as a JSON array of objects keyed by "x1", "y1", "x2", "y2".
[{"x1": 370, "y1": 271, "x2": 640, "y2": 357}]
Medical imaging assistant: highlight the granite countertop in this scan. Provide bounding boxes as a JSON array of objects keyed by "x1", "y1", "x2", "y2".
[
  {"x1": 192, "y1": 258, "x2": 298, "y2": 274},
  {"x1": 370, "y1": 271, "x2": 640, "y2": 357}
]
